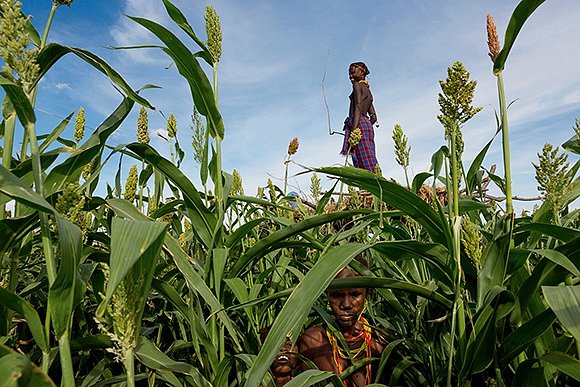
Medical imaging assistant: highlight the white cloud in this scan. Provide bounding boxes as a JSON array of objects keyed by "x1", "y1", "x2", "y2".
[{"x1": 54, "y1": 82, "x2": 71, "y2": 90}]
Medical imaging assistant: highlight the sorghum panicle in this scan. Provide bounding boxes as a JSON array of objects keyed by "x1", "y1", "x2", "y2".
[
  {"x1": 230, "y1": 169, "x2": 244, "y2": 196},
  {"x1": 461, "y1": 217, "x2": 482, "y2": 269},
  {"x1": 124, "y1": 165, "x2": 138, "y2": 202},
  {"x1": 74, "y1": 107, "x2": 85, "y2": 143},
  {"x1": 167, "y1": 113, "x2": 177, "y2": 138},
  {"x1": 137, "y1": 107, "x2": 150, "y2": 144},
  {"x1": 82, "y1": 163, "x2": 92, "y2": 180},
  {"x1": 191, "y1": 107, "x2": 205, "y2": 164},
  {"x1": 204, "y1": 5, "x2": 222, "y2": 64},
  {"x1": 348, "y1": 128, "x2": 362, "y2": 148},
  {"x1": 486, "y1": 14, "x2": 501, "y2": 63},
  {"x1": 310, "y1": 173, "x2": 321, "y2": 201},
  {"x1": 0, "y1": 0, "x2": 40, "y2": 92},
  {"x1": 533, "y1": 143, "x2": 571, "y2": 211},
  {"x1": 392, "y1": 124, "x2": 410, "y2": 169},
  {"x1": 287, "y1": 137, "x2": 299, "y2": 156},
  {"x1": 54, "y1": 0, "x2": 74, "y2": 6}
]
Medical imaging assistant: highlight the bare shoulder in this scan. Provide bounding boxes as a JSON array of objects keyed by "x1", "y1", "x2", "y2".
[{"x1": 299, "y1": 326, "x2": 327, "y2": 350}]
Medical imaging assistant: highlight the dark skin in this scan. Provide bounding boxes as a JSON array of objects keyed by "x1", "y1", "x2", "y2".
[
  {"x1": 348, "y1": 65, "x2": 378, "y2": 129},
  {"x1": 297, "y1": 268, "x2": 385, "y2": 386}
]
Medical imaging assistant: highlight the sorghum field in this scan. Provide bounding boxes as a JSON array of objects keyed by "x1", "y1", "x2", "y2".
[{"x1": 0, "y1": 0, "x2": 579, "y2": 386}]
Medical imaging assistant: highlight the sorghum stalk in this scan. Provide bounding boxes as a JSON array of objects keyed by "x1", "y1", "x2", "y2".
[
  {"x1": 497, "y1": 72, "x2": 513, "y2": 217},
  {"x1": 284, "y1": 137, "x2": 299, "y2": 195},
  {"x1": 125, "y1": 347, "x2": 136, "y2": 387},
  {"x1": 487, "y1": 14, "x2": 513, "y2": 218}
]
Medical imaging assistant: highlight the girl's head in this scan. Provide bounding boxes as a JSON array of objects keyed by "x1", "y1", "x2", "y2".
[{"x1": 349, "y1": 62, "x2": 370, "y2": 76}]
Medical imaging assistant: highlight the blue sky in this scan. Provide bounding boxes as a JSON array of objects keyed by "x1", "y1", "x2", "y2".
[{"x1": 12, "y1": 0, "x2": 580, "y2": 211}]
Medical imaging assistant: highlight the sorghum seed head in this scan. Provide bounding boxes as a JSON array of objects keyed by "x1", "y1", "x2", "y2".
[
  {"x1": 230, "y1": 169, "x2": 244, "y2": 196},
  {"x1": 486, "y1": 14, "x2": 501, "y2": 63},
  {"x1": 205, "y1": 5, "x2": 222, "y2": 64},
  {"x1": 0, "y1": 0, "x2": 40, "y2": 92},
  {"x1": 74, "y1": 107, "x2": 85, "y2": 143},
  {"x1": 167, "y1": 113, "x2": 177, "y2": 138},
  {"x1": 124, "y1": 165, "x2": 138, "y2": 202},
  {"x1": 287, "y1": 137, "x2": 299, "y2": 156},
  {"x1": 82, "y1": 163, "x2": 92, "y2": 180},
  {"x1": 348, "y1": 128, "x2": 362, "y2": 148},
  {"x1": 137, "y1": 107, "x2": 149, "y2": 144},
  {"x1": 54, "y1": 0, "x2": 74, "y2": 6}
]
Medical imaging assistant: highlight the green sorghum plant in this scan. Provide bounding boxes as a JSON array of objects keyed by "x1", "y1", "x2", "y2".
[
  {"x1": 167, "y1": 113, "x2": 177, "y2": 138},
  {"x1": 137, "y1": 106, "x2": 150, "y2": 144},
  {"x1": 205, "y1": 5, "x2": 222, "y2": 64},
  {"x1": 267, "y1": 178, "x2": 276, "y2": 203},
  {"x1": 392, "y1": 123, "x2": 411, "y2": 187},
  {"x1": 488, "y1": 13, "x2": 514, "y2": 216},
  {"x1": 310, "y1": 172, "x2": 322, "y2": 202},
  {"x1": 124, "y1": 165, "x2": 138, "y2": 202},
  {"x1": 461, "y1": 216, "x2": 482, "y2": 269},
  {"x1": 533, "y1": 143, "x2": 571, "y2": 212},
  {"x1": 230, "y1": 169, "x2": 244, "y2": 196},
  {"x1": 191, "y1": 107, "x2": 205, "y2": 164},
  {"x1": 573, "y1": 118, "x2": 580, "y2": 137},
  {"x1": 74, "y1": 107, "x2": 85, "y2": 143},
  {"x1": 56, "y1": 182, "x2": 82, "y2": 216},
  {"x1": 0, "y1": 0, "x2": 40, "y2": 93},
  {"x1": 284, "y1": 137, "x2": 299, "y2": 194}
]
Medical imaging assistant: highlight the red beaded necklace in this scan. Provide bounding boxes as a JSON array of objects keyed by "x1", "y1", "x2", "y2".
[{"x1": 326, "y1": 316, "x2": 373, "y2": 386}]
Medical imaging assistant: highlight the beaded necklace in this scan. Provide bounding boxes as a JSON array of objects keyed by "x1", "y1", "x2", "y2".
[
  {"x1": 358, "y1": 79, "x2": 370, "y2": 87},
  {"x1": 326, "y1": 316, "x2": 373, "y2": 386}
]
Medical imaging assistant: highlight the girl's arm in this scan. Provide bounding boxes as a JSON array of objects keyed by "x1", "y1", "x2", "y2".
[{"x1": 369, "y1": 103, "x2": 378, "y2": 125}]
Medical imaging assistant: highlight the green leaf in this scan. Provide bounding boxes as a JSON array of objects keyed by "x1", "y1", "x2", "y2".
[
  {"x1": 160, "y1": 0, "x2": 213, "y2": 64},
  {"x1": 229, "y1": 209, "x2": 372, "y2": 277},
  {"x1": 0, "y1": 288, "x2": 48, "y2": 352},
  {"x1": 284, "y1": 370, "x2": 341, "y2": 387},
  {"x1": 44, "y1": 98, "x2": 135, "y2": 196},
  {"x1": 99, "y1": 218, "x2": 167, "y2": 311},
  {"x1": 466, "y1": 128, "x2": 500, "y2": 192},
  {"x1": 541, "y1": 351, "x2": 580, "y2": 381},
  {"x1": 0, "y1": 164, "x2": 54, "y2": 213},
  {"x1": 542, "y1": 286, "x2": 580, "y2": 341},
  {"x1": 477, "y1": 230, "x2": 510, "y2": 308},
  {"x1": 0, "y1": 75, "x2": 35, "y2": 127},
  {"x1": 515, "y1": 223, "x2": 580, "y2": 244},
  {"x1": 499, "y1": 308, "x2": 556, "y2": 366},
  {"x1": 512, "y1": 360, "x2": 547, "y2": 387},
  {"x1": 48, "y1": 216, "x2": 82, "y2": 338},
  {"x1": 127, "y1": 143, "x2": 216, "y2": 249},
  {"x1": 36, "y1": 43, "x2": 153, "y2": 109},
  {"x1": 494, "y1": 0, "x2": 546, "y2": 73},
  {"x1": 135, "y1": 337, "x2": 211, "y2": 386},
  {"x1": 38, "y1": 112, "x2": 74, "y2": 153},
  {"x1": 127, "y1": 16, "x2": 224, "y2": 139},
  {"x1": 245, "y1": 243, "x2": 371, "y2": 387},
  {"x1": 562, "y1": 134, "x2": 580, "y2": 155}
]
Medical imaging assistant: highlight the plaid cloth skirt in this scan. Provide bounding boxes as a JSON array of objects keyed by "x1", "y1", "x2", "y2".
[{"x1": 341, "y1": 116, "x2": 378, "y2": 172}]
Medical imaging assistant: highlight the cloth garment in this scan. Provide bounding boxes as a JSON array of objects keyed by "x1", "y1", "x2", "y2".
[{"x1": 341, "y1": 116, "x2": 378, "y2": 173}]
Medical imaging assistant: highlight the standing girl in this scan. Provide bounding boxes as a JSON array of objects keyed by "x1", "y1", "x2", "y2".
[{"x1": 341, "y1": 62, "x2": 379, "y2": 173}]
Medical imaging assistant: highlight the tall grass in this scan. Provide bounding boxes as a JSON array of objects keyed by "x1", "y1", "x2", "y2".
[{"x1": 0, "y1": 0, "x2": 578, "y2": 386}]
